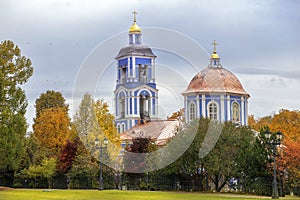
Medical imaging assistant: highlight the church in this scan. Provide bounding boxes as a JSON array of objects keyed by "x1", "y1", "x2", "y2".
[{"x1": 115, "y1": 13, "x2": 250, "y2": 142}]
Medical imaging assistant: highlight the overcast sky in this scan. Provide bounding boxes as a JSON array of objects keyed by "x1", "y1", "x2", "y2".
[{"x1": 1, "y1": 0, "x2": 299, "y2": 130}]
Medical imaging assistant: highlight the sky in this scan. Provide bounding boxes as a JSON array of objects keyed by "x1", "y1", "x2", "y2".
[{"x1": 0, "y1": 0, "x2": 299, "y2": 131}]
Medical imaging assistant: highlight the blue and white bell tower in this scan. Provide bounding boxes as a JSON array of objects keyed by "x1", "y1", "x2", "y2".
[{"x1": 114, "y1": 12, "x2": 158, "y2": 133}]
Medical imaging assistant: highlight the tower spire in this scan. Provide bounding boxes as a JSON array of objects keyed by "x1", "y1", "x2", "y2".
[
  {"x1": 210, "y1": 40, "x2": 220, "y2": 59},
  {"x1": 129, "y1": 11, "x2": 141, "y2": 34},
  {"x1": 212, "y1": 40, "x2": 218, "y2": 53},
  {"x1": 209, "y1": 40, "x2": 222, "y2": 67},
  {"x1": 133, "y1": 11, "x2": 137, "y2": 22}
]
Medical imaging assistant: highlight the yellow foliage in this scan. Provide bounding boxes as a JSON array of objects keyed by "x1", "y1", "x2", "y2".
[
  {"x1": 33, "y1": 107, "x2": 72, "y2": 157},
  {"x1": 270, "y1": 109, "x2": 300, "y2": 141}
]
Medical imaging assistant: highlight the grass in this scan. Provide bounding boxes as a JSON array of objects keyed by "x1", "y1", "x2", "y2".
[{"x1": 1, "y1": 189, "x2": 300, "y2": 200}]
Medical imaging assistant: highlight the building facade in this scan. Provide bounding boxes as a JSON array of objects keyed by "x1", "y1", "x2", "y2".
[
  {"x1": 114, "y1": 13, "x2": 159, "y2": 133},
  {"x1": 182, "y1": 41, "x2": 250, "y2": 125}
]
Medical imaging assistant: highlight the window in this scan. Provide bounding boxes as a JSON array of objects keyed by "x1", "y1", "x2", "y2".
[
  {"x1": 139, "y1": 64, "x2": 148, "y2": 83},
  {"x1": 208, "y1": 102, "x2": 218, "y2": 120},
  {"x1": 121, "y1": 66, "x2": 127, "y2": 84},
  {"x1": 189, "y1": 102, "x2": 196, "y2": 121},
  {"x1": 232, "y1": 102, "x2": 240, "y2": 122},
  {"x1": 117, "y1": 124, "x2": 121, "y2": 133},
  {"x1": 121, "y1": 124, "x2": 126, "y2": 132},
  {"x1": 139, "y1": 95, "x2": 150, "y2": 118},
  {"x1": 119, "y1": 98, "x2": 125, "y2": 118}
]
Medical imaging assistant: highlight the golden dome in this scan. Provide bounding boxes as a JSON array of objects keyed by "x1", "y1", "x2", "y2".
[
  {"x1": 129, "y1": 22, "x2": 142, "y2": 34},
  {"x1": 211, "y1": 52, "x2": 220, "y2": 59}
]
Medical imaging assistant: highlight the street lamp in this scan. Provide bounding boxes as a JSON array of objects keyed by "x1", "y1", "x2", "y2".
[
  {"x1": 265, "y1": 130, "x2": 283, "y2": 199},
  {"x1": 95, "y1": 137, "x2": 109, "y2": 190}
]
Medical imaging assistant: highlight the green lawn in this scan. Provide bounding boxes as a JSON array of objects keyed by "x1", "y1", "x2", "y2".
[{"x1": 1, "y1": 190, "x2": 299, "y2": 200}]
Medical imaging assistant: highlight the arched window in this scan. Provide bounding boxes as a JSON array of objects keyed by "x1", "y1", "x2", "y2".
[
  {"x1": 232, "y1": 102, "x2": 240, "y2": 122},
  {"x1": 121, "y1": 123, "x2": 126, "y2": 132},
  {"x1": 139, "y1": 94, "x2": 150, "y2": 119},
  {"x1": 139, "y1": 64, "x2": 148, "y2": 83},
  {"x1": 117, "y1": 124, "x2": 121, "y2": 133},
  {"x1": 189, "y1": 102, "x2": 196, "y2": 121},
  {"x1": 118, "y1": 91, "x2": 126, "y2": 118},
  {"x1": 208, "y1": 102, "x2": 218, "y2": 120}
]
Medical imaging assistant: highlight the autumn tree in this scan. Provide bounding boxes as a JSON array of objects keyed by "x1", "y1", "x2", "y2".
[
  {"x1": 0, "y1": 40, "x2": 33, "y2": 186},
  {"x1": 94, "y1": 99, "x2": 119, "y2": 144},
  {"x1": 33, "y1": 91, "x2": 73, "y2": 160},
  {"x1": 33, "y1": 107, "x2": 73, "y2": 158},
  {"x1": 35, "y1": 90, "x2": 68, "y2": 118},
  {"x1": 167, "y1": 108, "x2": 184, "y2": 121},
  {"x1": 269, "y1": 109, "x2": 300, "y2": 141},
  {"x1": 73, "y1": 93, "x2": 99, "y2": 148}
]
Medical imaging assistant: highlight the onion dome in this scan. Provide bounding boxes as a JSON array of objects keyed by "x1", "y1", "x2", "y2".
[{"x1": 129, "y1": 11, "x2": 142, "y2": 34}]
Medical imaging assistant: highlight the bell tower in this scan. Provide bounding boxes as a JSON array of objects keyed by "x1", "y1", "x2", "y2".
[{"x1": 114, "y1": 12, "x2": 158, "y2": 133}]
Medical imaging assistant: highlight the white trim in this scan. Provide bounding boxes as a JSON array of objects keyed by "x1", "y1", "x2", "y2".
[
  {"x1": 152, "y1": 58, "x2": 155, "y2": 80},
  {"x1": 137, "y1": 88, "x2": 152, "y2": 97},
  {"x1": 241, "y1": 97, "x2": 245, "y2": 126},
  {"x1": 132, "y1": 56, "x2": 136, "y2": 78},
  {"x1": 245, "y1": 98, "x2": 248, "y2": 125},
  {"x1": 196, "y1": 95, "x2": 200, "y2": 118},
  {"x1": 220, "y1": 95, "x2": 225, "y2": 122},
  {"x1": 184, "y1": 96, "x2": 187, "y2": 122},
  {"x1": 227, "y1": 95, "x2": 231, "y2": 121},
  {"x1": 201, "y1": 94, "x2": 206, "y2": 118}
]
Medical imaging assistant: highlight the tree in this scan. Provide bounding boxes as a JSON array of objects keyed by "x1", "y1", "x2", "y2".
[
  {"x1": 0, "y1": 40, "x2": 33, "y2": 186},
  {"x1": 24, "y1": 158, "x2": 56, "y2": 188},
  {"x1": 167, "y1": 108, "x2": 184, "y2": 121},
  {"x1": 57, "y1": 136, "x2": 80, "y2": 174},
  {"x1": 33, "y1": 107, "x2": 73, "y2": 158},
  {"x1": 73, "y1": 93, "x2": 99, "y2": 147},
  {"x1": 270, "y1": 109, "x2": 300, "y2": 141},
  {"x1": 35, "y1": 90, "x2": 68, "y2": 118},
  {"x1": 94, "y1": 99, "x2": 120, "y2": 144}
]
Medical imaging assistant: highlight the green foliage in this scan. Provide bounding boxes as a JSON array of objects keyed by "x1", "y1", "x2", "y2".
[
  {"x1": 34, "y1": 90, "x2": 68, "y2": 118},
  {"x1": 0, "y1": 40, "x2": 33, "y2": 181},
  {"x1": 22, "y1": 158, "x2": 57, "y2": 188}
]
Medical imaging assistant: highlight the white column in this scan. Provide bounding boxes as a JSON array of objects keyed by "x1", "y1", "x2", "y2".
[
  {"x1": 155, "y1": 96, "x2": 158, "y2": 118},
  {"x1": 220, "y1": 95, "x2": 225, "y2": 122},
  {"x1": 241, "y1": 96, "x2": 245, "y2": 126},
  {"x1": 132, "y1": 56, "x2": 136, "y2": 79},
  {"x1": 137, "y1": 95, "x2": 140, "y2": 117},
  {"x1": 152, "y1": 58, "x2": 155, "y2": 81},
  {"x1": 227, "y1": 95, "x2": 231, "y2": 121},
  {"x1": 196, "y1": 95, "x2": 200, "y2": 119},
  {"x1": 131, "y1": 92, "x2": 134, "y2": 116},
  {"x1": 127, "y1": 57, "x2": 131, "y2": 78},
  {"x1": 184, "y1": 95, "x2": 188, "y2": 122},
  {"x1": 201, "y1": 95, "x2": 206, "y2": 118},
  {"x1": 245, "y1": 98, "x2": 248, "y2": 125}
]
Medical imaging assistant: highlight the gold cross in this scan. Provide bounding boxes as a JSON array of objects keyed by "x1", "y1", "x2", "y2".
[
  {"x1": 133, "y1": 11, "x2": 137, "y2": 22},
  {"x1": 212, "y1": 40, "x2": 218, "y2": 52}
]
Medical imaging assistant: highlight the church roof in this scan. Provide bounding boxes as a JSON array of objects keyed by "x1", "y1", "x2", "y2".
[
  {"x1": 182, "y1": 67, "x2": 249, "y2": 96},
  {"x1": 120, "y1": 120, "x2": 181, "y2": 146},
  {"x1": 115, "y1": 44, "x2": 156, "y2": 59}
]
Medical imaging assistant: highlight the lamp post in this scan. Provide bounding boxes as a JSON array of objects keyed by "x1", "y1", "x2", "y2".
[
  {"x1": 265, "y1": 130, "x2": 283, "y2": 199},
  {"x1": 95, "y1": 137, "x2": 108, "y2": 190}
]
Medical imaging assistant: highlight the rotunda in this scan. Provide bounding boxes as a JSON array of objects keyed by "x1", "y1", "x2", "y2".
[{"x1": 182, "y1": 41, "x2": 250, "y2": 125}]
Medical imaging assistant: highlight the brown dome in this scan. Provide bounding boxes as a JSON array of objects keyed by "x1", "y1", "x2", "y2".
[{"x1": 183, "y1": 67, "x2": 249, "y2": 96}]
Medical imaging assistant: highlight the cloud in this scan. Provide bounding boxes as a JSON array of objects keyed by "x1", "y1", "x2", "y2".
[{"x1": 1, "y1": 0, "x2": 299, "y2": 130}]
